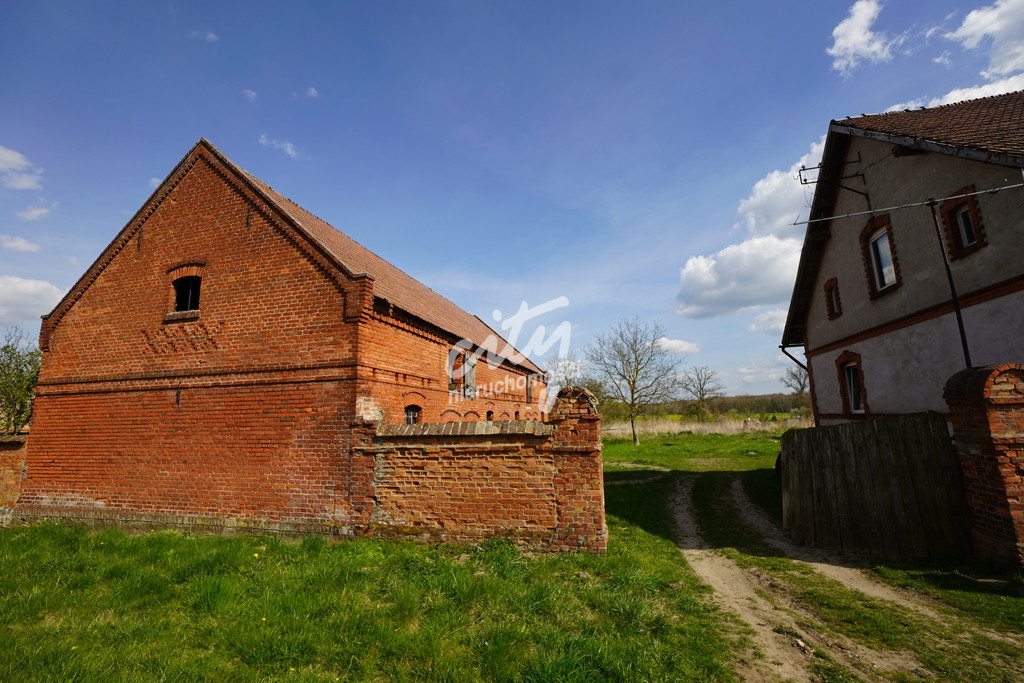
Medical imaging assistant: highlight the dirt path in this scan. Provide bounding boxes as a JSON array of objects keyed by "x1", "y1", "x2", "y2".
[
  {"x1": 672, "y1": 476, "x2": 818, "y2": 682},
  {"x1": 671, "y1": 474, "x2": 933, "y2": 682}
]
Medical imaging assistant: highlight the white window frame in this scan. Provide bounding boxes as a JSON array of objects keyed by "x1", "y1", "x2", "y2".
[
  {"x1": 954, "y1": 204, "x2": 977, "y2": 248},
  {"x1": 869, "y1": 229, "x2": 897, "y2": 291},
  {"x1": 844, "y1": 363, "x2": 864, "y2": 413}
]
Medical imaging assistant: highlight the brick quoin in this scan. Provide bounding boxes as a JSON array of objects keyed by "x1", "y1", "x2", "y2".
[
  {"x1": 13, "y1": 140, "x2": 603, "y2": 551},
  {"x1": 944, "y1": 364, "x2": 1024, "y2": 571}
]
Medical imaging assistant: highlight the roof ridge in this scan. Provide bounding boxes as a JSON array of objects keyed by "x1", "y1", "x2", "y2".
[{"x1": 837, "y1": 89, "x2": 1024, "y2": 122}]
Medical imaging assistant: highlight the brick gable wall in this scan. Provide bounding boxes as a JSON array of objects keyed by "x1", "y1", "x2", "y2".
[{"x1": 22, "y1": 147, "x2": 370, "y2": 532}]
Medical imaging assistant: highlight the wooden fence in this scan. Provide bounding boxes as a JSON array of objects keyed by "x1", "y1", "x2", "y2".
[{"x1": 779, "y1": 412, "x2": 972, "y2": 559}]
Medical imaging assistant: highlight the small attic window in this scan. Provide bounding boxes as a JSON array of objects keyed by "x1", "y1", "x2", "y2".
[{"x1": 173, "y1": 276, "x2": 202, "y2": 311}]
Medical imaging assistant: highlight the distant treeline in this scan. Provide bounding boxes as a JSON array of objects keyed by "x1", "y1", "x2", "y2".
[{"x1": 593, "y1": 392, "x2": 808, "y2": 421}]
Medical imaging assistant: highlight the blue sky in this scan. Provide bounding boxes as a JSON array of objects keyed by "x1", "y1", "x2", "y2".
[{"x1": 3, "y1": 0, "x2": 1024, "y2": 395}]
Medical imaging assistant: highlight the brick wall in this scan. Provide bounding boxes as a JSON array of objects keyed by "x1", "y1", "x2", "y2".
[
  {"x1": 944, "y1": 364, "x2": 1024, "y2": 571},
  {"x1": 364, "y1": 388, "x2": 606, "y2": 552},
  {"x1": 0, "y1": 436, "x2": 27, "y2": 523},
  {"x1": 355, "y1": 305, "x2": 545, "y2": 424},
  {"x1": 14, "y1": 389, "x2": 604, "y2": 551},
  {"x1": 18, "y1": 379, "x2": 375, "y2": 534}
]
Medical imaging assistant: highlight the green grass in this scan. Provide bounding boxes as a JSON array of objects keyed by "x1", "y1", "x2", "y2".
[
  {"x1": 601, "y1": 429, "x2": 1024, "y2": 682},
  {"x1": 603, "y1": 431, "x2": 781, "y2": 472},
  {"x1": 870, "y1": 564, "x2": 1024, "y2": 633},
  {"x1": 5, "y1": 428, "x2": 1023, "y2": 681},
  {"x1": 682, "y1": 449, "x2": 1024, "y2": 683},
  {"x1": 0, "y1": 480, "x2": 736, "y2": 682}
]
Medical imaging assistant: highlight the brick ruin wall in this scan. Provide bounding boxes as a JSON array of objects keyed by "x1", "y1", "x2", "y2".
[
  {"x1": 0, "y1": 437, "x2": 27, "y2": 524},
  {"x1": 944, "y1": 364, "x2": 1024, "y2": 571},
  {"x1": 6, "y1": 388, "x2": 606, "y2": 552},
  {"x1": 365, "y1": 387, "x2": 606, "y2": 552}
]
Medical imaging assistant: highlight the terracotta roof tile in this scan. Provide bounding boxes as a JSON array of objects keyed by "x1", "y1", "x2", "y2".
[
  {"x1": 236, "y1": 168, "x2": 542, "y2": 375},
  {"x1": 837, "y1": 89, "x2": 1024, "y2": 158}
]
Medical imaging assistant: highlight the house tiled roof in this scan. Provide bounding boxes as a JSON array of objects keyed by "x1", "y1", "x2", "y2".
[
  {"x1": 835, "y1": 90, "x2": 1024, "y2": 161},
  {"x1": 232, "y1": 152, "x2": 543, "y2": 375},
  {"x1": 781, "y1": 90, "x2": 1024, "y2": 349}
]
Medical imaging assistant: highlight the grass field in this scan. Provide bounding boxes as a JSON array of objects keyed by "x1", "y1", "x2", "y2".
[
  {"x1": 1, "y1": 428, "x2": 1022, "y2": 681},
  {"x1": 0, "y1": 480, "x2": 734, "y2": 681}
]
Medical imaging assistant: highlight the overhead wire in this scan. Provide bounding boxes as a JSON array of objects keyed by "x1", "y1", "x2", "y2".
[{"x1": 790, "y1": 171, "x2": 1024, "y2": 227}]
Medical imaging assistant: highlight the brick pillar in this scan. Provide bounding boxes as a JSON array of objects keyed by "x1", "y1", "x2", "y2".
[
  {"x1": 546, "y1": 387, "x2": 607, "y2": 552},
  {"x1": 944, "y1": 364, "x2": 1024, "y2": 571}
]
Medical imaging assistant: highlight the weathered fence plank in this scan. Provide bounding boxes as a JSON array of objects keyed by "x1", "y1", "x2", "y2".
[{"x1": 780, "y1": 412, "x2": 972, "y2": 559}]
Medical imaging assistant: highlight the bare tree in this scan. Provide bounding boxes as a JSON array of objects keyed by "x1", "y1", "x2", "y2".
[
  {"x1": 543, "y1": 350, "x2": 587, "y2": 394},
  {"x1": 585, "y1": 318, "x2": 681, "y2": 445},
  {"x1": 780, "y1": 366, "x2": 809, "y2": 395},
  {"x1": 678, "y1": 365, "x2": 724, "y2": 422},
  {"x1": 0, "y1": 327, "x2": 41, "y2": 435},
  {"x1": 780, "y1": 366, "x2": 811, "y2": 414}
]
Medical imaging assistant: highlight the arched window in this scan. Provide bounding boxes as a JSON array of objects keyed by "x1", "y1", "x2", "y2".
[
  {"x1": 166, "y1": 263, "x2": 206, "y2": 321},
  {"x1": 173, "y1": 276, "x2": 202, "y2": 312},
  {"x1": 835, "y1": 350, "x2": 867, "y2": 416},
  {"x1": 404, "y1": 405, "x2": 421, "y2": 425}
]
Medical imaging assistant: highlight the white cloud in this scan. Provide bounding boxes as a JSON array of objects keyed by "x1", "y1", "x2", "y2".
[
  {"x1": 258, "y1": 134, "x2": 301, "y2": 159},
  {"x1": 192, "y1": 31, "x2": 219, "y2": 42},
  {"x1": 149, "y1": 177, "x2": 161, "y2": 188},
  {"x1": 242, "y1": 89, "x2": 257, "y2": 103},
  {"x1": 677, "y1": 235, "x2": 802, "y2": 319},
  {"x1": 736, "y1": 138, "x2": 824, "y2": 241},
  {"x1": 946, "y1": 0, "x2": 1024, "y2": 77},
  {"x1": 305, "y1": 87, "x2": 320, "y2": 99},
  {"x1": 733, "y1": 355, "x2": 792, "y2": 390},
  {"x1": 16, "y1": 202, "x2": 55, "y2": 221},
  {"x1": 657, "y1": 337, "x2": 700, "y2": 355},
  {"x1": 934, "y1": 50, "x2": 953, "y2": 67},
  {"x1": 676, "y1": 141, "x2": 821, "y2": 321},
  {"x1": 0, "y1": 275, "x2": 63, "y2": 327},
  {"x1": 0, "y1": 235, "x2": 40, "y2": 252},
  {"x1": 887, "y1": 72, "x2": 1024, "y2": 110},
  {"x1": 0, "y1": 145, "x2": 43, "y2": 190},
  {"x1": 748, "y1": 308, "x2": 789, "y2": 335},
  {"x1": 828, "y1": 1, "x2": 905, "y2": 76}
]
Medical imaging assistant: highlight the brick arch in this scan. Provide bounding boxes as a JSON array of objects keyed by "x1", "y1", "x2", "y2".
[
  {"x1": 440, "y1": 409, "x2": 461, "y2": 423},
  {"x1": 167, "y1": 262, "x2": 206, "y2": 279},
  {"x1": 402, "y1": 391, "x2": 427, "y2": 405}
]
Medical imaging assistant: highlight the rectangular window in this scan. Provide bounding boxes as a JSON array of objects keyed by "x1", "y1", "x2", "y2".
[
  {"x1": 844, "y1": 363, "x2": 863, "y2": 413},
  {"x1": 940, "y1": 186, "x2": 986, "y2": 259},
  {"x1": 870, "y1": 231, "x2": 896, "y2": 290},
  {"x1": 824, "y1": 277, "x2": 842, "y2": 320},
  {"x1": 860, "y1": 216, "x2": 900, "y2": 298},
  {"x1": 464, "y1": 354, "x2": 477, "y2": 399},
  {"x1": 955, "y1": 205, "x2": 977, "y2": 247}
]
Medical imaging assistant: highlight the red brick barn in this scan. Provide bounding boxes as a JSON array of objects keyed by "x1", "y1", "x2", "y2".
[{"x1": 9, "y1": 140, "x2": 606, "y2": 550}]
